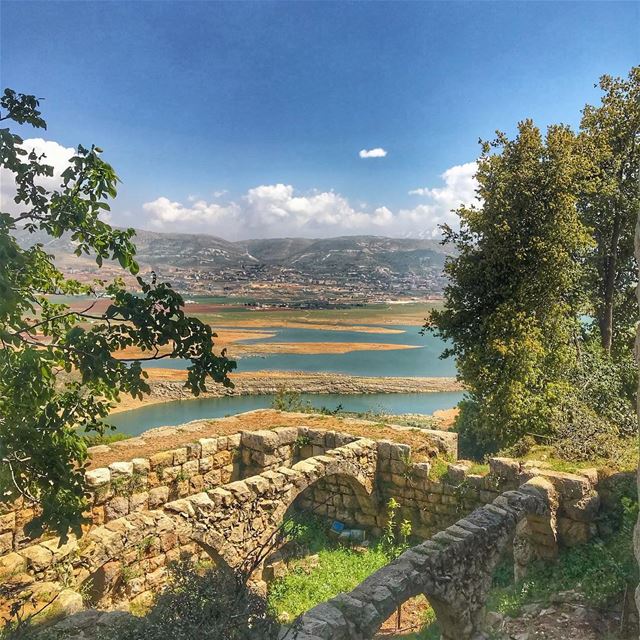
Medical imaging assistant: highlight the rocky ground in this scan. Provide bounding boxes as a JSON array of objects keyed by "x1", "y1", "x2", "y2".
[{"x1": 484, "y1": 590, "x2": 635, "y2": 640}]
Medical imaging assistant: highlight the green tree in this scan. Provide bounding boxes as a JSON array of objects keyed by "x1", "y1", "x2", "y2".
[
  {"x1": 578, "y1": 66, "x2": 640, "y2": 355},
  {"x1": 430, "y1": 120, "x2": 591, "y2": 456},
  {"x1": 0, "y1": 89, "x2": 235, "y2": 536}
]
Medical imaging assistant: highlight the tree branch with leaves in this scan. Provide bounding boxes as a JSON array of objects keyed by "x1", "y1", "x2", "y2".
[{"x1": 0, "y1": 89, "x2": 236, "y2": 537}]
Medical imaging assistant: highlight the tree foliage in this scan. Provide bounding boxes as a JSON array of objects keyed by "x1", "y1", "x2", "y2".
[
  {"x1": 578, "y1": 66, "x2": 640, "y2": 355},
  {"x1": 0, "y1": 89, "x2": 235, "y2": 535},
  {"x1": 431, "y1": 68, "x2": 639, "y2": 458},
  {"x1": 430, "y1": 120, "x2": 591, "y2": 455}
]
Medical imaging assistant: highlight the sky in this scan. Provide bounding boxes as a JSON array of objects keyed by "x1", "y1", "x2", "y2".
[{"x1": 1, "y1": 1, "x2": 638, "y2": 240}]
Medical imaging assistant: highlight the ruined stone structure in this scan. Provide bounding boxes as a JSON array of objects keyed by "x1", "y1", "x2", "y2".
[
  {"x1": 0, "y1": 415, "x2": 608, "y2": 638},
  {"x1": 291, "y1": 477, "x2": 556, "y2": 640}
]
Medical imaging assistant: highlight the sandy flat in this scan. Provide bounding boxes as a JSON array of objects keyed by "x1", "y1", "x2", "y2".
[{"x1": 109, "y1": 370, "x2": 462, "y2": 414}]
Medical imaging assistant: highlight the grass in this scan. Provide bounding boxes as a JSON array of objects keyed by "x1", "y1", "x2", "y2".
[
  {"x1": 512, "y1": 444, "x2": 638, "y2": 475},
  {"x1": 268, "y1": 512, "x2": 414, "y2": 623},
  {"x1": 428, "y1": 457, "x2": 450, "y2": 480},
  {"x1": 83, "y1": 431, "x2": 131, "y2": 447},
  {"x1": 487, "y1": 497, "x2": 638, "y2": 616}
]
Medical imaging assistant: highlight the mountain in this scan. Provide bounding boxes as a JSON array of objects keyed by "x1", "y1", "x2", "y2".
[{"x1": 13, "y1": 227, "x2": 451, "y2": 295}]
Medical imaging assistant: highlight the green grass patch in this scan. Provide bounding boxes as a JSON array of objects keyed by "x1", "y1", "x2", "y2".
[
  {"x1": 428, "y1": 457, "x2": 450, "y2": 481},
  {"x1": 84, "y1": 432, "x2": 132, "y2": 446},
  {"x1": 467, "y1": 462, "x2": 490, "y2": 476},
  {"x1": 488, "y1": 497, "x2": 638, "y2": 616}
]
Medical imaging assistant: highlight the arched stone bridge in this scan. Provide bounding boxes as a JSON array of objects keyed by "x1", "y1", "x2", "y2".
[
  {"x1": 82, "y1": 437, "x2": 378, "y2": 573},
  {"x1": 289, "y1": 476, "x2": 558, "y2": 640}
]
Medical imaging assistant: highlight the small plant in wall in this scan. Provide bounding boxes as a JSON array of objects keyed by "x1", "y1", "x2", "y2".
[
  {"x1": 381, "y1": 498, "x2": 413, "y2": 558},
  {"x1": 294, "y1": 434, "x2": 311, "y2": 449}
]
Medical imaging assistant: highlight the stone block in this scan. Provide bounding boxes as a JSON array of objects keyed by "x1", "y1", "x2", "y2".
[
  {"x1": 132, "y1": 458, "x2": 150, "y2": 474},
  {"x1": 203, "y1": 469, "x2": 222, "y2": 488},
  {"x1": 186, "y1": 442, "x2": 202, "y2": 460},
  {"x1": 105, "y1": 496, "x2": 130, "y2": 521},
  {"x1": 22, "y1": 544, "x2": 53, "y2": 572},
  {"x1": 199, "y1": 438, "x2": 218, "y2": 456},
  {"x1": 563, "y1": 492, "x2": 601, "y2": 522},
  {"x1": 149, "y1": 451, "x2": 173, "y2": 471},
  {"x1": 213, "y1": 449, "x2": 232, "y2": 466},
  {"x1": 0, "y1": 531, "x2": 13, "y2": 554},
  {"x1": 86, "y1": 468, "x2": 111, "y2": 487},
  {"x1": 0, "y1": 551, "x2": 26, "y2": 579},
  {"x1": 182, "y1": 459, "x2": 200, "y2": 476},
  {"x1": 227, "y1": 433, "x2": 241, "y2": 449},
  {"x1": 129, "y1": 492, "x2": 149, "y2": 513},
  {"x1": 172, "y1": 448, "x2": 188, "y2": 465},
  {"x1": 109, "y1": 461, "x2": 133, "y2": 478},
  {"x1": 558, "y1": 517, "x2": 592, "y2": 545},
  {"x1": 488, "y1": 457, "x2": 521, "y2": 484}
]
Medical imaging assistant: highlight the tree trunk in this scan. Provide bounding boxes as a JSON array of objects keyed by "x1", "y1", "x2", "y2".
[{"x1": 599, "y1": 212, "x2": 623, "y2": 354}]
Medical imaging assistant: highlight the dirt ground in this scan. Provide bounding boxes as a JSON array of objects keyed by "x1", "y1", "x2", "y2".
[{"x1": 88, "y1": 409, "x2": 450, "y2": 469}]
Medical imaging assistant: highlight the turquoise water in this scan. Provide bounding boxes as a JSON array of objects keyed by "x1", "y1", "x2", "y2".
[
  {"x1": 107, "y1": 391, "x2": 465, "y2": 436},
  {"x1": 145, "y1": 325, "x2": 456, "y2": 377}
]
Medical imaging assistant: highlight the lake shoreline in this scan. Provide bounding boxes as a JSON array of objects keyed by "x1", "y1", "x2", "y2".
[{"x1": 111, "y1": 370, "x2": 462, "y2": 414}]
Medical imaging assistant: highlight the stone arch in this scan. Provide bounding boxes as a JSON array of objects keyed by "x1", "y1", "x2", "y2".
[
  {"x1": 185, "y1": 439, "x2": 378, "y2": 571},
  {"x1": 289, "y1": 471, "x2": 379, "y2": 532},
  {"x1": 291, "y1": 479, "x2": 554, "y2": 640}
]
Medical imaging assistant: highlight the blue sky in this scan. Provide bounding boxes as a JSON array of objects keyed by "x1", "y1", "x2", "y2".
[{"x1": 2, "y1": 1, "x2": 638, "y2": 239}]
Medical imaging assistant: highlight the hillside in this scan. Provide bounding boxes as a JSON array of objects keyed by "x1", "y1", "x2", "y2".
[{"x1": 13, "y1": 227, "x2": 451, "y2": 297}]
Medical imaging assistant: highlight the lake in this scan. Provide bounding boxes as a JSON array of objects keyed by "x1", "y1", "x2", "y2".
[
  {"x1": 145, "y1": 325, "x2": 457, "y2": 377},
  {"x1": 107, "y1": 391, "x2": 465, "y2": 436}
]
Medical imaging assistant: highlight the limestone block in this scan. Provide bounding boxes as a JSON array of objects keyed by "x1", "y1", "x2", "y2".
[
  {"x1": 172, "y1": 448, "x2": 188, "y2": 465},
  {"x1": 86, "y1": 468, "x2": 111, "y2": 487},
  {"x1": 129, "y1": 492, "x2": 149, "y2": 513},
  {"x1": 132, "y1": 458, "x2": 150, "y2": 474},
  {"x1": 149, "y1": 451, "x2": 173, "y2": 471},
  {"x1": 199, "y1": 455, "x2": 214, "y2": 474},
  {"x1": 377, "y1": 440, "x2": 393, "y2": 459},
  {"x1": 40, "y1": 536, "x2": 78, "y2": 562},
  {"x1": 213, "y1": 449, "x2": 233, "y2": 466},
  {"x1": 182, "y1": 459, "x2": 200, "y2": 476},
  {"x1": 563, "y1": 492, "x2": 601, "y2": 522},
  {"x1": 216, "y1": 436, "x2": 228, "y2": 450},
  {"x1": 189, "y1": 475, "x2": 205, "y2": 493},
  {"x1": 199, "y1": 438, "x2": 218, "y2": 456},
  {"x1": 528, "y1": 468, "x2": 591, "y2": 500},
  {"x1": 22, "y1": 544, "x2": 53, "y2": 572},
  {"x1": 161, "y1": 465, "x2": 183, "y2": 483},
  {"x1": 109, "y1": 461, "x2": 133, "y2": 478},
  {"x1": 221, "y1": 464, "x2": 235, "y2": 483},
  {"x1": 92, "y1": 505, "x2": 105, "y2": 525},
  {"x1": 390, "y1": 443, "x2": 411, "y2": 461},
  {"x1": 0, "y1": 512, "x2": 16, "y2": 532},
  {"x1": 203, "y1": 469, "x2": 222, "y2": 488},
  {"x1": 488, "y1": 457, "x2": 521, "y2": 484},
  {"x1": 105, "y1": 496, "x2": 130, "y2": 521},
  {"x1": 227, "y1": 434, "x2": 241, "y2": 449},
  {"x1": 89, "y1": 560, "x2": 122, "y2": 600},
  {"x1": 148, "y1": 486, "x2": 169, "y2": 509},
  {"x1": 0, "y1": 531, "x2": 13, "y2": 554},
  {"x1": 558, "y1": 517, "x2": 592, "y2": 545},
  {"x1": 186, "y1": 442, "x2": 202, "y2": 460}
]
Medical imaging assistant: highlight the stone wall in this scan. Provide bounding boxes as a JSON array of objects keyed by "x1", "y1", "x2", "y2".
[
  {"x1": 298, "y1": 445, "x2": 601, "y2": 547},
  {"x1": 0, "y1": 420, "x2": 609, "y2": 628},
  {"x1": 292, "y1": 477, "x2": 556, "y2": 640}
]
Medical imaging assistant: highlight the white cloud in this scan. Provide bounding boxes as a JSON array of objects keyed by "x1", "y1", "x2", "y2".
[
  {"x1": 359, "y1": 147, "x2": 387, "y2": 158},
  {"x1": 405, "y1": 162, "x2": 478, "y2": 236},
  {"x1": 142, "y1": 162, "x2": 478, "y2": 239},
  {"x1": 142, "y1": 196, "x2": 239, "y2": 227},
  {"x1": 0, "y1": 138, "x2": 76, "y2": 214},
  {"x1": 0, "y1": 138, "x2": 112, "y2": 222}
]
